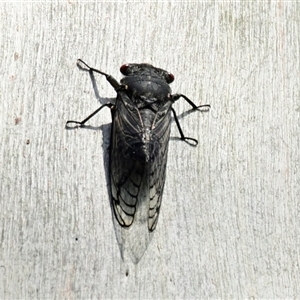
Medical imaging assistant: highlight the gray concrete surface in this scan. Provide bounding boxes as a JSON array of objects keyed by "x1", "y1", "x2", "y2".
[{"x1": 0, "y1": 2, "x2": 299, "y2": 299}]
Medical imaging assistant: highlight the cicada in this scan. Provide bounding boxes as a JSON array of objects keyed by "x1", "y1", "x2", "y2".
[{"x1": 66, "y1": 59, "x2": 210, "y2": 263}]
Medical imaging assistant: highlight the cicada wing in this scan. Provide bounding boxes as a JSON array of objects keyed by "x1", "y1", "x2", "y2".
[
  {"x1": 110, "y1": 93, "x2": 152, "y2": 263},
  {"x1": 110, "y1": 94, "x2": 145, "y2": 228},
  {"x1": 148, "y1": 107, "x2": 172, "y2": 232}
]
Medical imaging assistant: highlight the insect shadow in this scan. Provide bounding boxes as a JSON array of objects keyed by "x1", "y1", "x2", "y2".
[{"x1": 65, "y1": 66, "x2": 114, "y2": 230}]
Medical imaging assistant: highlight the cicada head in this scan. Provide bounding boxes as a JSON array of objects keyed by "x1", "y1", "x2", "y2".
[{"x1": 120, "y1": 63, "x2": 174, "y2": 84}]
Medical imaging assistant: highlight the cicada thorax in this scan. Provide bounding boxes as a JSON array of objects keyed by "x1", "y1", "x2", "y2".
[
  {"x1": 116, "y1": 75, "x2": 173, "y2": 161},
  {"x1": 121, "y1": 76, "x2": 172, "y2": 100}
]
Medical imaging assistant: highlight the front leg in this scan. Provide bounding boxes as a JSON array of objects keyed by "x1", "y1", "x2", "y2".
[{"x1": 77, "y1": 59, "x2": 122, "y2": 91}]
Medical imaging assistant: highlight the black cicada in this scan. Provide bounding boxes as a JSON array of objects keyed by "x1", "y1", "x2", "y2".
[{"x1": 66, "y1": 59, "x2": 210, "y2": 263}]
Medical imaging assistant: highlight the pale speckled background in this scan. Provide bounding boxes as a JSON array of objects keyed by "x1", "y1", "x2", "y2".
[{"x1": 0, "y1": 1, "x2": 299, "y2": 299}]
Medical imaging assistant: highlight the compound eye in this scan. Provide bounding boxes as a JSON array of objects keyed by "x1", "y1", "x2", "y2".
[
  {"x1": 120, "y1": 64, "x2": 129, "y2": 75},
  {"x1": 166, "y1": 72, "x2": 174, "y2": 83}
]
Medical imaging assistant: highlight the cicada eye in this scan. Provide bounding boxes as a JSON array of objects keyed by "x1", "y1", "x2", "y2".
[
  {"x1": 166, "y1": 73, "x2": 174, "y2": 83},
  {"x1": 120, "y1": 64, "x2": 129, "y2": 75}
]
